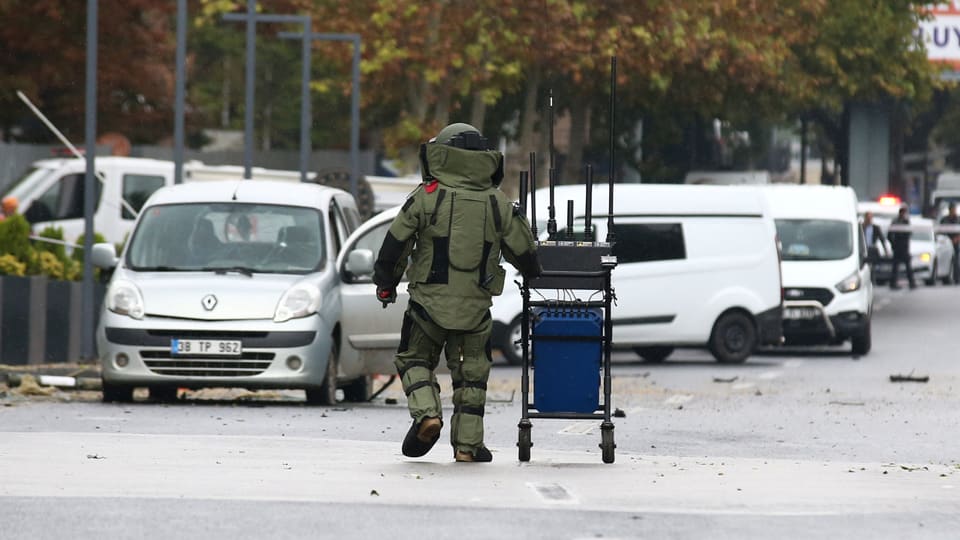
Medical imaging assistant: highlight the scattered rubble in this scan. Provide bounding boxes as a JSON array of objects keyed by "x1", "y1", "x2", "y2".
[{"x1": 889, "y1": 372, "x2": 929, "y2": 383}]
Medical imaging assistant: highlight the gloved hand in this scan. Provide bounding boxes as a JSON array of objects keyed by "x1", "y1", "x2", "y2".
[{"x1": 376, "y1": 286, "x2": 397, "y2": 309}]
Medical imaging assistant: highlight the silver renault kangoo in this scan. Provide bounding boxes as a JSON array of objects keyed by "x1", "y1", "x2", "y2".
[{"x1": 92, "y1": 179, "x2": 368, "y2": 404}]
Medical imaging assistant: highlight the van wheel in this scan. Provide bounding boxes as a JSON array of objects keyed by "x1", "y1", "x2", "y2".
[
  {"x1": 633, "y1": 346, "x2": 674, "y2": 363},
  {"x1": 709, "y1": 311, "x2": 756, "y2": 364},
  {"x1": 499, "y1": 316, "x2": 524, "y2": 366},
  {"x1": 316, "y1": 169, "x2": 376, "y2": 222},
  {"x1": 851, "y1": 318, "x2": 872, "y2": 356},
  {"x1": 306, "y1": 342, "x2": 338, "y2": 405}
]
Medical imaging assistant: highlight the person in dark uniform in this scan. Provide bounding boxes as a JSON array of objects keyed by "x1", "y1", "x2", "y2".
[
  {"x1": 939, "y1": 202, "x2": 960, "y2": 285},
  {"x1": 861, "y1": 211, "x2": 888, "y2": 284},
  {"x1": 373, "y1": 123, "x2": 542, "y2": 463},
  {"x1": 887, "y1": 206, "x2": 915, "y2": 290}
]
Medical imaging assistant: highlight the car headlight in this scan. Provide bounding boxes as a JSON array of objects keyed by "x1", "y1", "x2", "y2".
[
  {"x1": 274, "y1": 283, "x2": 321, "y2": 322},
  {"x1": 835, "y1": 271, "x2": 861, "y2": 293},
  {"x1": 919, "y1": 252, "x2": 932, "y2": 263},
  {"x1": 105, "y1": 279, "x2": 145, "y2": 319}
]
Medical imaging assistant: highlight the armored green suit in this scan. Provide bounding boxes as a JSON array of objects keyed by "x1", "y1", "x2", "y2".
[{"x1": 374, "y1": 139, "x2": 541, "y2": 459}]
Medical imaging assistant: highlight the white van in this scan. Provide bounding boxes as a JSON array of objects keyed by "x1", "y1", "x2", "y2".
[
  {"x1": 491, "y1": 183, "x2": 784, "y2": 364},
  {"x1": 760, "y1": 185, "x2": 873, "y2": 354},
  {"x1": 1, "y1": 156, "x2": 418, "y2": 248}
]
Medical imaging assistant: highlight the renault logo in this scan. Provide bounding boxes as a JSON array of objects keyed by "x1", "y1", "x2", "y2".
[
  {"x1": 785, "y1": 289, "x2": 804, "y2": 298},
  {"x1": 201, "y1": 294, "x2": 218, "y2": 311}
]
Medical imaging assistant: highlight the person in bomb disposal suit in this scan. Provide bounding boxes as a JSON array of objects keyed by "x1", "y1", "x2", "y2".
[
  {"x1": 374, "y1": 123, "x2": 542, "y2": 463},
  {"x1": 887, "y1": 206, "x2": 916, "y2": 290}
]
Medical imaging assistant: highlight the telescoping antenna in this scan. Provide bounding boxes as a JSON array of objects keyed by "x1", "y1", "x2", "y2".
[
  {"x1": 529, "y1": 151, "x2": 539, "y2": 238},
  {"x1": 547, "y1": 89, "x2": 558, "y2": 239},
  {"x1": 584, "y1": 164, "x2": 594, "y2": 241},
  {"x1": 519, "y1": 170, "x2": 529, "y2": 216},
  {"x1": 606, "y1": 56, "x2": 617, "y2": 244}
]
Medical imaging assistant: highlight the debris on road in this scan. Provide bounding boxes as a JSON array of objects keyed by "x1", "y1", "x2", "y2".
[
  {"x1": 829, "y1": 400, "x2": 865, "y2": 406},
  {"x1": 370, "y1": 489, "x2": 379, "y2": 496},
  {"x1": 613, "y1": 408, "x2": 626, "y2": 418},
  {"x1": 889, "y1": 372, "x2": 929, "y2": 383},
  {"x1": 713, "y1": 376, "x2": 739, "y2": 383},
  {"x1": 85, "y1": 454, "x2": 106, "y2": 460},
  {"x1": 8, "y1": 374, "x2": 57, "y2": 396}
]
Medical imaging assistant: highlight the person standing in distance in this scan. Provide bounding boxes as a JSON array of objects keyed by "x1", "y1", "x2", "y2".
[
  {"x1": 861, "y1": 211, "x2": 888, "y2": 284},
  {"x1": 374, "y1": 123, "x2": 542, "y2": 463},
  {"x1": 887, "y1": 205, "x2": 915, "y2": 290},
  {"x1": 939, "y1": 202, "x2": 960, "y2": 285}
]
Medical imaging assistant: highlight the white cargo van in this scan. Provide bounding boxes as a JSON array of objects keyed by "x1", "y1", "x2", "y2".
[
  {"x1": 760, "y1": 185, "x2": 873, "y2": 354},
  {"x1": 491, "y1": 183, "x2": 784, "y2": 364}
]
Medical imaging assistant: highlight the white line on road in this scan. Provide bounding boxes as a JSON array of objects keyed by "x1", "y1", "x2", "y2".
[
  {"x1": 757, "y1": 371, "x2": 782, "y2": 380},
  {"x1": 731, "y1": 382, "x2": 756, "y2": 391}
]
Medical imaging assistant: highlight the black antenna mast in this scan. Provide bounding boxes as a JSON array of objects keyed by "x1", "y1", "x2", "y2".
[
  {"x1": 529, "y1": 152, "x2": 539, "y2": 238},
  {"x1": 606, "y1": 57, "x2": 617, "y2": 243},
  {"x1": 547, "y1": 89, "x2": 557, "y2": 238}
]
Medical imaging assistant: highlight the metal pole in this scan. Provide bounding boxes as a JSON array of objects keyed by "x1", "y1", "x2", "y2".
[
  {"x1": 243, "y1": 0, "x2": 256, "y2": 179},
  {"x1": 350, "y1": 35, "x2": 361, "y2": 199},
  {"x1": 81, "y1": 0, "x2": 98, "y2": 361},
  {"x1": 174, "y1": 0, "x2": 186, "y2": 184},
  {"x1": 298, "y1": 20, "x2": 312, "y2": 182}
]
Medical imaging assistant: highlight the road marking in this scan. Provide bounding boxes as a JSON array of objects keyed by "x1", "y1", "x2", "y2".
[
  {"x1": 731, "y1": 382, "x2": 755, "y2": 391},
  {"x1": 757, "y1": 371, "x2": 782, "y2": 380},
  {"x1": 527, "y1": 482, "x2": 578, "y2": 504},
  {"x1": 664, "y1": 394, "x2": 693, "y2": 406},
  {"x1": 558, "y1": 423, "x2": 595, "y2": 435}
]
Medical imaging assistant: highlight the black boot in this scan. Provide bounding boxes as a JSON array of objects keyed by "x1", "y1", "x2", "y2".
[
  {"x1": 454, "y1": 445, "x2": 493, "y2": 463},
  {"x1": 401, "y1": 417, "x2": 442, "y2": 458}
]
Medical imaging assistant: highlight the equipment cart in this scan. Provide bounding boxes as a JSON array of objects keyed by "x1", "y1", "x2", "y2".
[
  {"x1": 516, "y1": 240, "x2": 618, "y2": 463},
  {"x1": 515, "y1": 56, "x2": 621, "y2": 464}
]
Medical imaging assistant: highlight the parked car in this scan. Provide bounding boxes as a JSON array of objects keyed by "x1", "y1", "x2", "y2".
[
  {"x1": 869, "y1": 216, "x2": 955, "y2": 286},
  {"x1": 490, "y1": 183, "x2": 784, "y2": 364},
  {"x1": 92, "y1": 179, "x2": 391, "y2": 404},
  {"x1": 761, "y1": 185, "x2": 873, "y2": 354}
]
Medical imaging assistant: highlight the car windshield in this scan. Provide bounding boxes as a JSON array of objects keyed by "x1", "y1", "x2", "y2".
[
  {"x1": 775, "y1": 219, "x2": 852, "y2": 261},
  {"x1": 126, "y1": 202, "x2": 325, "y2": 273},
  {"x1": 1, "y1": 166, "x2": 53, "y2": 199}
]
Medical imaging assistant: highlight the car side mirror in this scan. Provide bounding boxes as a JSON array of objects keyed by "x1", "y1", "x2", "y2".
[
  {"x1": 91, "y1": 243, "x2": 118, "y2": 269},
  {"x1": 345, "y1": 249, "x2": 375, "y2": 276}
]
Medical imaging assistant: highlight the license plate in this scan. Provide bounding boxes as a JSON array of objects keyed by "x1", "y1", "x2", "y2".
[
  {"x1": 783, "y1": 307, "x2": 820, "y2": 320},
  {"x1": 171, "y1": 339, "x2": 242, "y2": 356}
]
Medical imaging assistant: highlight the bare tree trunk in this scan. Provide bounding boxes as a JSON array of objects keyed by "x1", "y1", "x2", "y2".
[
  {"x1": 261, "y1": 65, "x2": 272, "y2": 151},
  {"x1": 470, "y1": 90, "x2": 486, "y2": 131},
  {"x1": 562, "y1": 99, "x2": 589, "y2": 186},
  {"x1": 507, "y1": 67, "x2": 542, "y2": 189},
  {"x1": 221, "y1": 56, "x2": 231, "y2": 128}
]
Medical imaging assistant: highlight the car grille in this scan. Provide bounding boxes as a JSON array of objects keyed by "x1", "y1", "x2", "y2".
[
  {"x1": 783, "y1": 287, "x2": 834, "y2": 306},
  {"x1": 140, "y1": 350, "x2": 275, "y2": 377}
]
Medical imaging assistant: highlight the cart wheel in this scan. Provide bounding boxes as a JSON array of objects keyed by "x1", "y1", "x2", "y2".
[
  {"x1": 600, "y1": 427, "x2": 616, "y2": 464},
  {"x1": 518, "y1": 426, "x2": 532, "y2": 462}
]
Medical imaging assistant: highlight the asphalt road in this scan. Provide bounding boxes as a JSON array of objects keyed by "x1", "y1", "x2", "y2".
[{"x1": 1, "y1": 285, "x2": 959, "y2": 539}]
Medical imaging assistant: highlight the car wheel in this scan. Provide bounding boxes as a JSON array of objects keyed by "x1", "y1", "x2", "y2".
[
  {"x1": 101, "y1": 380, "x2": 134, "y2": 403},
  {"x1": 149, "y1": 386, "x2": 179, "y2": 403},
  {"x1": 925, "y1": 258, "x2": 937, "y2": 286},
  {"x1": 342, "y1": 375, "x2": 371, "y2": 402},
  {"x1": 708, "y1": 311, "x2": 756, "y2": 364},
  {"x1": 306, "y1": 341, "x2": 338, "y2": 405},
  {"x1": 499, "y1": 315, "x2": 524, "y2": 366},
  {"x1": 633, "y1": 346, "x2": 674, "y2": 363},
  {"x1": 851, "y1": 317, "x2": 872, "y2": 356},
  {"x1": 943, "y1": 263, "x2": 955, "y2": 285}
]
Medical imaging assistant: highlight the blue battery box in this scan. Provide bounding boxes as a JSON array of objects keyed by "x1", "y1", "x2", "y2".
[{"x1": 532, "y1": 308, "x2": 602, "y2": 413}]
